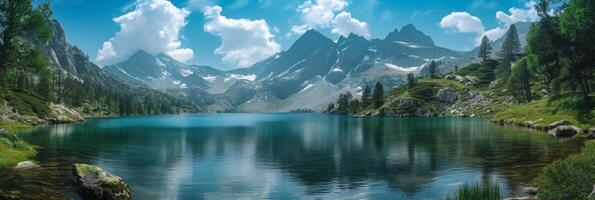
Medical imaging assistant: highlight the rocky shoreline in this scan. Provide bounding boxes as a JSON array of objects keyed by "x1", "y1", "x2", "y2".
[{"x1": 494, "y1": 119, "x2": 595, "y2": 139}]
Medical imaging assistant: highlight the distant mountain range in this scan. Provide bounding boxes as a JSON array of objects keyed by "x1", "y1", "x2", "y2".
[
  {"x1": 103, "y1": 23, "x2": 531, "y2": 112},
  {"x1": 44, "y1": 20, "x2": 199, "y2": 113}
]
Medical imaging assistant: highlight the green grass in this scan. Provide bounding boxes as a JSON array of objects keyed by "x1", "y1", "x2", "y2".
[
  {"x1": 534, "y1": 141, "x2": 595, "y2": 200},
  {"x1": 363, "y1": 78, "x2": 477, "y2": 116},
  {"x1": 0, "y1": 132, "x2": 36, "y2": 168},
  {"x1": 4, "y1": 90, "x2": 51, "y2": 118},
  {"x1": 445, "y1": 184, "x2": 501, "y2": 200},
  {"x1": 0, "y1": 120, "x2": 33, "y2": 132},
  {"x1": 492, "y1": 93, "x2": 594, "y2": 130}
]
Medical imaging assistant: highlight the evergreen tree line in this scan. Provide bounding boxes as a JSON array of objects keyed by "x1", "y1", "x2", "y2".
[
  {"x1": 0, "y1": 0, "x2": 196, "y2": 117},
  {"x1": 470, "y1": 0, "x2": 592, "y2": 103},
  {"x1": 327, "y1": 82, "x2": 385, "y2": 115},
  {"x1": 508, "y1": 0, "x2": 591, "y2": 103}
]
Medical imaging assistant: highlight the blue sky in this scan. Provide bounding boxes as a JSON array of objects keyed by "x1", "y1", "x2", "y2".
[{"x1": 50, "y1": 0, "x2": 537, "y2": 70}]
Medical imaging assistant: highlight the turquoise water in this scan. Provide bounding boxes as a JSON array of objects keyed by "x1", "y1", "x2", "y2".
[{"x1": 1, "y1": 114, "x2": 584, "y2": 199}]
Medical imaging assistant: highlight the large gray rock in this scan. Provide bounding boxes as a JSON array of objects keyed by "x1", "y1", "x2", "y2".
[
  {"x1": 14, "y1": 161, "x2": 40, "y2": 169},
  {"x1": 548, "y1": 120, "x2": 571, "y2": 130},
  {"x1": 503, "y1": 197, "x2": 531, "y2": 200},
  {"x1": 521, "y1": 187, "x2": 538, "y2": 195},
  {"x1": 73, "y1": 164, "x2": 132, "y2": 200},
  {"x1": 398, "y1": 97, "x2": 422, "y2": 107},
  {"x1": 548, "y1": 125, "x2": 581, "y2": 138},
  {"x1": 437, "y1": 87, "x2": 458, "y2": 104}
]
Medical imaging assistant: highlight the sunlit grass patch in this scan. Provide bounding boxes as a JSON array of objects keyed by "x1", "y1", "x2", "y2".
[{"x1": 444, "y1": 184, "x2": 501, "y2": 200}]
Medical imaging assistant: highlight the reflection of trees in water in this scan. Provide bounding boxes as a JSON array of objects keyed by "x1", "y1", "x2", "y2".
[
  {"x1": 248, "y1": 118, "x2": 582, "y2": 196},
  {"x1": 13, "y1": 117, "x2": 584, "y2": 198}
]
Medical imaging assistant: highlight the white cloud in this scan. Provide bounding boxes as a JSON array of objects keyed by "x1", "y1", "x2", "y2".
[
  {"x1": 480, "y1": 1, "x2": 539, "y2": 43},
  {"x1": 96, "y1": 0, "x2": 193, "y2": 65},
  {"x1": 440, "y1": 1, "x2": 540, "y2": 47},
  {"x1": 439, "y1": 12, "x2": 485, "y2": 33},
  {"x1": 495, "y1": 1, "x2": 539, "y2": 26},
  {"x1": 331, "y1": 11, "x2": 371, "y2": 38},
  {"x1": 290, "y1": 0, "x2": 370, "y2": 38},
  {"x1": 297, "y1": 0, "x2": 347, "y2": 28},
  {"x1": 290, "y1": 24, "x2": 310, "y2": 36},
  {"x1": 203, "y1": 6, "x2": 281, "y2": 68}
]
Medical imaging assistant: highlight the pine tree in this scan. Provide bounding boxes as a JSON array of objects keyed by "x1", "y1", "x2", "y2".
[
  {"x1": 0, "y1": 0, "x2": 51, "y2": 73},
  {"x1": 372, "y1": 82, "x2": 384, "y2": 108},
  {"x1": 407, "y1": 73, "x2": 416, "y2": 88},
  {"x1": 428, "y1": 61, "x2": 437, "y2": 78},
  {"x1": 336, "y1": 92, "x2": 352, "y2": 115},
  {"x1": 507, "y1": 57, "x2": 532, "y2": 102},
  {"x1": 349, "y1": 99, "x2": 360, "y2": 114},
  {"x1": 559, "y1": 0, "x2": 594, "y2": 98},
  {"x1": 478, "y1": 36, "x2": 492, "y2": 63},
  {"x1": 361, "y1": 85, "x2": 371, "y2": 107},
  {"x1": 498, "y1": 24, "x2": 521, "y2": 74}
]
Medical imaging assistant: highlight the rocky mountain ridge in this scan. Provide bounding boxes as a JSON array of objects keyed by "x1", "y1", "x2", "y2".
[{"x1": 105, "y1": 24, "x2": 478, "y2": 112}]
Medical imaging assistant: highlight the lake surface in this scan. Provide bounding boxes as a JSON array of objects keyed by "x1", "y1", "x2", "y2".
[{"x1": 0, "y1": 114, "x2": 584, "y2": 200}]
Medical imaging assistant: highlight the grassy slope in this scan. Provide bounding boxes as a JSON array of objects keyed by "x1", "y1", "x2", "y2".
[
  {"x1": 358, "y1": 77, "x2": 509, "y2": 117},
  {"x1": 493, "y1": 93, "x2": 594, "y2": 130},
  {"x1": 0, "y1": 90, "x2": 45, "y2": 168},
  {"x1": 0, "y1": 132, "x2": 36, "y2": 168}
]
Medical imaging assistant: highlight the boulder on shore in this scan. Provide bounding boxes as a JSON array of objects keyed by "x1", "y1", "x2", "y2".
[
  {"x1": 548, "y1": 125, "x2": 581, "y2": 138},
  {"x1": 437, "y1": 87, "x2": 458, "y2": 105},
  {"x1": 521, "y1": 187, "x2": 538, "y2": 196},
  {"x1": 547, "y1": 120, "x2": 571, "y2": 130},
  {"x1": 503, "y1": 197, "x2": 531, "y2": 200},
  {"x1": 72, "y1": 164, "x2": 132, "y2": 200},
  {"x1": 14, "y1": 161, "x2": 40, "y2": 169}
]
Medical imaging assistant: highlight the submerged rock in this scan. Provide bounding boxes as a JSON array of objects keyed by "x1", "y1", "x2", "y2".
[
  {"x1": 0, "y1": 190, "x2": 22, "y2": 200},
  {"x1": 547, "y1": 120, "x2": 571, "y2": 130},
  {"x1": 73, "y1": 164, "x2": 132, "y2": 200},
  {"x1": 14, "y1": 161, "x2": 40, "y2": 169},
  {"x1": 548, "y1": 125, "x2": 581, "y2": 138}
]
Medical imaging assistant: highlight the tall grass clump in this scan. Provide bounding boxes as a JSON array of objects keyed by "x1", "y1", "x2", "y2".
[
  {"x1": 445, "y1": 184, "x2": 501, "y2": 200},
  {"x1": 534, "y1": 141, "x2": 595, "y2": 200}
]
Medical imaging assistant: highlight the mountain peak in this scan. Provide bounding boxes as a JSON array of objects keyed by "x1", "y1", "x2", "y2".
[
  {"x1": 385, "y1": 24, "x2": 435, "y2": 46},
  {"x1": 290, "y1": 29, "x2": 334, "y2": 51},
  {"x1": 347, "y1": 33, "x2": 365, "y2": 41},
  {"x1": 400, "y1": 24, "x2": 418, "y2": 32},
  {"x1": 130, "y1": 50, "x2": 154, "y2": 59},
  {"x1": 337, "y1": 35, "x2": 347, "y2": 44},
  {"x1": 301, "y1": 29, "x2": 328, "y2": 40}
]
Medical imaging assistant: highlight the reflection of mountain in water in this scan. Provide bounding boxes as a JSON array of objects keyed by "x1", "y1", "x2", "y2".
[{"x1": 16, "y1": 115, "x2": 583, "y2": 199}]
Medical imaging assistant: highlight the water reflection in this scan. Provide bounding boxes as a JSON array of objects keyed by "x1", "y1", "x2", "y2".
[{"x1": 2, "y1": 114, "x2": 584, "y2": 200}]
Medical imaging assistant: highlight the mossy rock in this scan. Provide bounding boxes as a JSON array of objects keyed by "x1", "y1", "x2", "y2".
[{"x1": 73, "y1": 164, "x2": 132, "y2": 200}]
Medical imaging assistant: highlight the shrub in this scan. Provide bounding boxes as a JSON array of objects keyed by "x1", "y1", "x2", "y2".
[
  {"x1": 534, "y1": 141, "x2": 595, "y2": 200},
  {"x1": 445, "y1": 184, "x2": 501, "y2": 200},
  {"x1": 409, "y1": 82, "x2": 436, "y2": 100}
]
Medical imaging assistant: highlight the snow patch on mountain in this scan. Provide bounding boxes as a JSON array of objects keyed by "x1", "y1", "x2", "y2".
[
  {"x1": 156, "y1": 58, "x2": 166, "y2": 67},
  {"x1": 202, "y1": 75, "x2": 217, "y2": 82},
  {"x1": 180, "y1": 69, "x2": 194, "y2": 77},
  {"x1": 225, "y1": 74, "x2": 256, "y2": 82},
  {"x1": 299, "y1": 84, "x2": 314, "y2": 93},
  {"x1": 384, "y1": 63, "x2": 421, "y2": 72}
]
